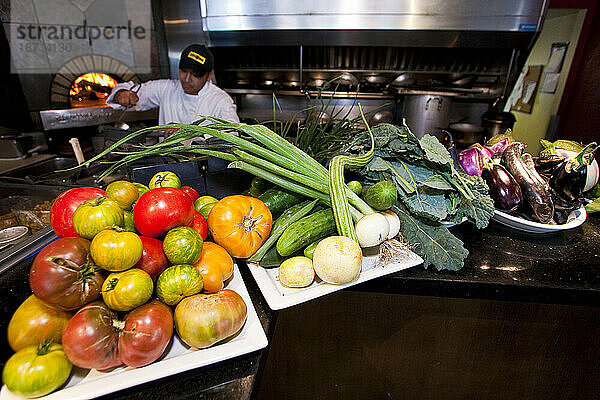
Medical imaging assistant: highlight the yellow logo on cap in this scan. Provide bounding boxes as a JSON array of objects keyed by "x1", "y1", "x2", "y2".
[{"x1": 187, "y1": 51, "x2": 206, "y2": 65}]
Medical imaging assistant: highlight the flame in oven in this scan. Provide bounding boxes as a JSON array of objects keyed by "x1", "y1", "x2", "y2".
[{"x1": 70, "y1": 72, "x2": 118, "y2": 108}]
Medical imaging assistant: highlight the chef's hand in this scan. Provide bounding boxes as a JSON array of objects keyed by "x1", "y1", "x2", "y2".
[
  {"x1": 162, "y1": 128, "x2": 179, "y2": 139},
  {"x1": 114, "y1": 90, "x2": 139, "y2": 108}
]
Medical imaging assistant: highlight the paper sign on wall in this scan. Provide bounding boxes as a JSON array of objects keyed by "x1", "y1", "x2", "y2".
[{"x1": 510, "y1": 65, "x2": 543, "y2": 114}]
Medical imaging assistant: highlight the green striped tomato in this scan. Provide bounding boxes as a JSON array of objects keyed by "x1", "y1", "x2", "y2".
[
  {"x1": 2, "y1": 342, "x2": 72, "y2": 398},
  {"x1": 101, "y1": 268, "x2": 153, "y2": 311},
  {"x1": 90, "y1": 228, "x2": 143, "y2": 272},
  {"x1": 163, "y1": 226, "x2": 203, "y2": 265},
  {"x1": 156, "y1": 265, "x2": 203, "y2": 306},
  {"x1": 149, "y1": 171, "x2": 181, "y2": 189},
  {"x1": 72, "y1": 197, "x2": 124, "y2": 239}
]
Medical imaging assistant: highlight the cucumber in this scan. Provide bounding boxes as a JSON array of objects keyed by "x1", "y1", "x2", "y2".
[
  {"x1": 247, "y1": 200, "x2": 318, "y2": 263},
  {"x1": 347, "y1": 181, "x2": 363, "y2": 195},
  {"x1": 259, "y1": 245, "x2": 289, "y2": 268},
  {"x1": 303, "y1": 239, "x2": 321, "y2": 260},
  {"x1": 361, "y1": 181, "x2": 397, "y2": 211},
  {"x1": 277, "y1": 208, "x2": 337, "y2": 257},
  {"x1": 259, "y1": 187, "x2": 305, "y2": 218}
]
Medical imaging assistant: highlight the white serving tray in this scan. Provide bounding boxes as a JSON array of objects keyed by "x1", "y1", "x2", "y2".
[
  {"x1": 247, "y1": 248, "x2": 423, "y2": 310},
  {"x1": 492, "y1": 205, "x2": 587, "y2": 233},
  {"x1": 1, "y1": 264, "x2": 268, "y2": 400}
]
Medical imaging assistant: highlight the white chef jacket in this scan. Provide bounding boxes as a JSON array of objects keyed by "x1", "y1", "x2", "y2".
[{"x1": 106, "y1": 79, "x2": 239, "y2": 143}]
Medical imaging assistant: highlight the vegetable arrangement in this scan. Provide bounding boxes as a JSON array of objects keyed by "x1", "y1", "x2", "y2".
[
  {"x1": 459, "y1": 134, "x2": 599, "y2": 224},
  {"x1": 2, "y1": 171, "x2": 250, "y2": 398},
  {"x1": 342, "y1": 122, "x2": 495, "y2": 271}
]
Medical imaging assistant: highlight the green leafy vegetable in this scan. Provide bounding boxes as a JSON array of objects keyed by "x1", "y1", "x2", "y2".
[
  {"x1": 344, "y1": 122, "x2": 494, "y2": 271},
  {"x1": 395, "y1": 205, "x2": 469, "y2": 271}
]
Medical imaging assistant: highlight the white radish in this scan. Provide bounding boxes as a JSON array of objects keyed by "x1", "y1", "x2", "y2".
[{"x1": 355, "y1": 213, "x2": 390, "y2": 248}]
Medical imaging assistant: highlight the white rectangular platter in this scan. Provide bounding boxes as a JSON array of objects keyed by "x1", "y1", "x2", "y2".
[
  {"x1": 1, "y1": 264, "x2": 268, "y2": 400},
  {"x1": 247, "y1": 248, "x2": 423, "y2": 310}
]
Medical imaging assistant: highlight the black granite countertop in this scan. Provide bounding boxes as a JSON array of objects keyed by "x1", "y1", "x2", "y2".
[{"x1": 353, "y1": 213, "x2": 600, "y2": 307}]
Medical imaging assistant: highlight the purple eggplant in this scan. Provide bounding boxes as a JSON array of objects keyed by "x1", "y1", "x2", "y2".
[
  {"x1": 501, "y1": 143, "x2": 554, "y2": 223},
  {"x1": 482, "y1": 163, "x2": 523, "y2": 211}
]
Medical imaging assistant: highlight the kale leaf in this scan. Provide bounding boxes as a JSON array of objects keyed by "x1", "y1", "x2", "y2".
[{"x1": 346, "y1": 122, "x2": 494, "y2": 271}]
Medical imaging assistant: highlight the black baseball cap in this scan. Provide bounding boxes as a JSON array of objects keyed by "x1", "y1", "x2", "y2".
[{"x1": 179, "y1": 44, "x2": 214, "y2": 76}]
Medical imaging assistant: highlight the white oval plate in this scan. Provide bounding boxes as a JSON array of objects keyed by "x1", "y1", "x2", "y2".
[{"x1": 492, "y1": 206, "x2": 587, "y2": 233}]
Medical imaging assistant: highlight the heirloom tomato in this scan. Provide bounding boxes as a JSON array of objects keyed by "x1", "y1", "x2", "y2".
[
  {"x1": 102, "y1": 268, "x2": 153, "y2": 311},
  {"x1": 181, "y1": 186, "x2": 199, "y2": 203},
  {"x1": 105, "y1": 180, "x2": 139, "y2": 210},
  {"x1": 50, "y1": 186, "x2": 104, "y2": 237},
  {"x1": 133, "y1": 182, "x2": 149, "y2": 197},
  {"x1": 135, "y1": 236, "x2": 169, "y2": 279},
  {"x1": 149, "y1": 171, "x2": 181, "y2": 189},
  {"x1": 174, "y1": 290, "x2": 247, "y2": 349},
  {"x1": 8, "y1": 295, "x2": 72, "y2": 352},
  {"x1": 163, "y1": 226, "x2": 203, "y2": 265},
  {"x1": 2, "y1": 342, "x2": 72, "y2": 398},
  {"x1": 156, "y1": 264, "x2": 203, "y2": 305},
  {"x1": 123, "y1": 210, "x2": 137, "y2": 232},
  {"x1": 133, "y1": 187, "x2": 194, "y2": 237},
  {"x1": 193, "y1": 242, "x2": 234, "y2": 293},
  {"x1": 187, "y1": 210, "x2": 208, "y2": 240},
  {"x1": 61, "y1": 301, "x2": 122, "y2": 370},
  {"x1": 193, "y1": 195, "x2": 218, "y2": 212},
  {"x1": 72, "y1": 197, "x2": 124, "y2": 239},
  {"x1": 29, "y1": 237, "x2": 104, "y2": 311},
  {"x1": 90, "y1": 228, "x2": 143, "y2": 271},
  {"x1": 119, "y1": 300, "x2": 173, "y2": 368},
  {"x1": 208, "y1": 195, "x2": 272, "y2": 258}
]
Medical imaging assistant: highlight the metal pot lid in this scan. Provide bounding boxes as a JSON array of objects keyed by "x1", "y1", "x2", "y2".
[
  {"x1": 449, "y1": 122, "x2": 484, "y2": 133},
  {"x1": 390, "y1": 73, "x2": 416, "y2": 87}
]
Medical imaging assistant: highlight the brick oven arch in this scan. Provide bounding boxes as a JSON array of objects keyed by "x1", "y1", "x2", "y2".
[{"x1": 50, "y1": 55, "x2": 140, "y2": 108}]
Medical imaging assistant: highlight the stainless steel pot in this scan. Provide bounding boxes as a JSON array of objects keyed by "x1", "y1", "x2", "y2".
[
  {"x1": 448, "y1": 122, "x2": 485, "y2": 149},
  {"x1": 403, "y1": 94, "x2": 452, "y2": 139}
]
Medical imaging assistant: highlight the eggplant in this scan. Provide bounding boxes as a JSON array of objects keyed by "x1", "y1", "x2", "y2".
[
  {"x1": 501, "y1": 142, "x2": 554, "y2": 223},
  {"x1": 549, "y1": 143, "x2": 599, "y2": 202},
  {"x1": 550, "y1": 162, "x2": 587, "y2": 202},
  {"x1": 482, "y1": 164, "x2": 523, "y2": 211},
  {"x1": 549, "y1": 187, "x2": 579, "y2": 224}
]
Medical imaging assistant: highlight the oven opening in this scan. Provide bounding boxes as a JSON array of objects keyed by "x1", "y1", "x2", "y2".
[{"x1": 69, "y1": 72, "x2": 118, "y2": 108}]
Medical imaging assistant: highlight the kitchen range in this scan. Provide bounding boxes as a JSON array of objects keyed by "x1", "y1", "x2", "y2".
[{"x1": 1, "y1": 1, "x2": 600, "y2": 400}]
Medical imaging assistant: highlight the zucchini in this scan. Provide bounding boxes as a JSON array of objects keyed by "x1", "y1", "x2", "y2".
[
  {"x1": 361, "y1": 181, "x2": 397, "y2": 211},
  {"x1": 259, "y1": 187, "x2": 305, "y2": 218},
  {"x1": 247, "y1": 200, "x2": 318, "y2": 263},
  {"x1": 277, "y1": 208, "x2": 337, "y2": 257}
]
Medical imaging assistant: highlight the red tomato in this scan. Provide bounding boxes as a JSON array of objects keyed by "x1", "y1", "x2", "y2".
[
  {"x1": 133, "y1": 187, "x2": 194, "y2": 237},
  {"x1": 50, "y1": 187, "x2": 105, "y2": 237},
  {"x1": 29, "y1": 237, "x2": 105, "y2": 311},
  {"x1": 187, "y1": 210, "x2": 208, "y2": 240},
  {"x1": 180, "y1": 186, "x2": 200, "y2": 203},
  {"x1": 135, "y1": 236, "x2": 169, "y2": 280},
  {"x1": 62, "y1": 300, "x2": 173, "y2": 370},
  {"x1": 62, "y1": 301, "x2": 122, "y2": 370},
  {"x1": 119, "y1": 300, "x2": 173, "y2": 368}
]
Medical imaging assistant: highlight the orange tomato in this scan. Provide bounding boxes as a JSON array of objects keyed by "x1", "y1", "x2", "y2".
[
  {"x1": 194, "y1": 242, "x2": 234, "y2": 292},
  {"x1": 207, "y1": 195, "x2": 272, "y2": 258}
]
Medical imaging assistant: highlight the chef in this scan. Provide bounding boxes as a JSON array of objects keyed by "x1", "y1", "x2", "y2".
[{"x1": 106, "y1": 44, "x2": 239, "y2": 144}]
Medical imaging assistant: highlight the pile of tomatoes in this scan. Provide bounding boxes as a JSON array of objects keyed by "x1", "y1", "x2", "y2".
[{"x1": 2, "y1": 171, "x2": 272, "y2": 398}]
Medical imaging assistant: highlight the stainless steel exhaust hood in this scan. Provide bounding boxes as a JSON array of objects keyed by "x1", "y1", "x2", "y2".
[
  {"x1": 162, "y1": 0, "x2": 548, "y2": 103},
  {"x1": 199, "y1": 0, "x2": 547, "y2": 48}
]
